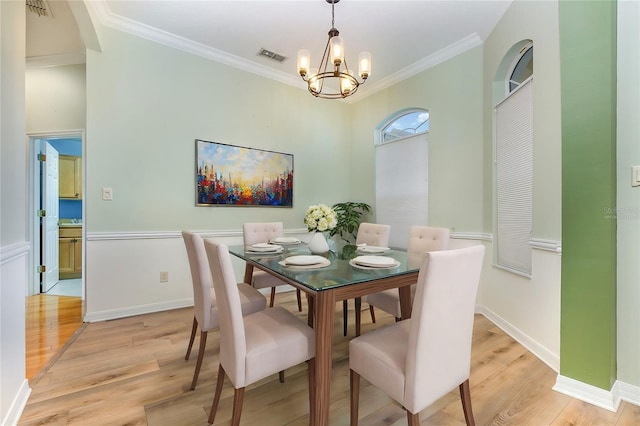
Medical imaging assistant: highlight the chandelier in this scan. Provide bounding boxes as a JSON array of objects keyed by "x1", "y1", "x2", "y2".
[{"x1": 297, "y1": 0, "x2": 371, "y2": 99}]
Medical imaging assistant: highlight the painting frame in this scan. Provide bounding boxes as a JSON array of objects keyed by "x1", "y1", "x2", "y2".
[{"x1": 195, "y1": 139, "x2": 294, "y2": 207}]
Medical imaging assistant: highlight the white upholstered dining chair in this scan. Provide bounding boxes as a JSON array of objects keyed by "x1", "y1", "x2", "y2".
[
  {"x1": 347, "y1": 222, "x2": 392, "y2": 336},
  {"x1": 181, "y1": 231, "x2": 266, "y2": 390},
  {"x1": 243, "y1": 222, "x2": 302, "y2": 311},
  {"x1": 349, "y1": 245, "x2": 485, "y2": 426},
  {"x1": 204, "y1": 239, "x2": 316, "y2": 426},
  {"x1": 356, "y1": 226, "x2": 450, "y2": 335}
]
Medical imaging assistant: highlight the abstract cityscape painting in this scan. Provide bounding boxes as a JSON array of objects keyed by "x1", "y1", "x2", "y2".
[{"x1": 196, "y1": 139, "x2": 293, "y2": 207}]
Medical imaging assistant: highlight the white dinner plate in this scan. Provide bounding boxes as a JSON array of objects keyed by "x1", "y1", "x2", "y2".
[
  {"x1": 356, "y1": 246, "x2": 390, "y2": 254},
  {"x1": 270, "y1": 237, "x2": 301, "y2": 244},
  {"x1": 247, "y1": 243, "x2": 283, "y2": 252},
  {"x1": 283, "y1": 255, "x2": 326, "y2": 266},
  {"x1": 279, "y1": 257, "x2": 331, "y2": 269},
  {"x1": 352, "y1": 255, "x2": 399, "y2": 268},
  {"x1": 350, "y1": 258, "x2": 400, "y2": 270},
  {"x1": 246, "y1": 247, "x2": 283, "y2": 255}
]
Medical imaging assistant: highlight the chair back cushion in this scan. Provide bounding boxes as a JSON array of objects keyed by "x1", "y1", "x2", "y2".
[
  {"x1": 407, "y1": 226, "x2": 450, "y2": 255},
  {"x1": 204, "y1": 240, "x2": 248, "y2": 386},
  {"x1": 404, "y1": 245, "x2": 485, "y2": 413},
  {"x1": 356, "y1": 222, "x2": 391, "y2": 247},
  {"x1": 243, "y1": 222, "x2": 284, "y2": 245},
  {"x1": 181, "y1": 231, "x2": 215, "y2": 330}
]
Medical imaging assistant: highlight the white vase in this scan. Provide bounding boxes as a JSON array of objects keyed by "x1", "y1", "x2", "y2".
[{"x1": 308, "y1": 232, "x2": 330, "y2": 254}]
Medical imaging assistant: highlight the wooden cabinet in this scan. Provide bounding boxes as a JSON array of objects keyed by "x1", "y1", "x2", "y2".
[
  {"x1": 59, "y1": 155, "x2": 82, "y2": 199},
  {"x1": 59, "y1": 226, "x2": 82, "y2": 279}
]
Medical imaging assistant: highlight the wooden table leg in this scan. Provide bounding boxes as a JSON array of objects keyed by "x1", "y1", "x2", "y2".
[
  {"x1": 243, "y1": 264, "x2": 254, "y2": 285},
  {"x1": 398, "y1": 285, "x2": 412, "y2": 320},
  {"x1": 312, "y1": 290, "x2": 335, "y2": 426},
  {"x1": 307, "y1": 293, "x2": 315, "y2": 328}
]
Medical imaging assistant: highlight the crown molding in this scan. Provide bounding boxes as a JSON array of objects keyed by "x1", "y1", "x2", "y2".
[
  {"x1": 88, "y1": 1, "x2": 483, "y2": 101},
  {"x1": 88, "y1": 1, "x2": 304, "y2": 89},
  {"x1": 26, "y1": 52, "x2": 86, "y2": 69},
  {"x1": 351, "y1": 33, "x2": 483, "y2": 103}
]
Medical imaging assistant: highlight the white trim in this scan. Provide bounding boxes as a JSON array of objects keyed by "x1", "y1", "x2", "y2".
[
  {"x1": 86, "y1": 228, "x2": 309, "y2": 241},
  {"x1": 476, "y1": 305, "x2": 560, "y2": 372},
  {"x1": 553, "y1": 375, "x2": 621, "y2": 412},
  {"x1": 357, "y1": 34, "x2": 483, "y2": 102},
  {"x1": 84, "y1": 298, "x2": 193, "y2": 323},
  {"x1": 451, "y1": 232, "x2": 493, "y2": 242},
  {"x1": 530, "y1": 238, "x2": 562, "y2": 254},
  {"x1": 0, "y1": 242, "x2": 30, "y2": 265},
  {"x1": 88, "y1": 1, "x2": 304, "y2": 90},
  {"x1": 26, "y1": 52, "x2": 86, "y2": 69},
  {"x1": 2, "y1": 379, "x2": 31, "y2": 426},
  {"x1": 615, "y1": 380, "x2": 640, "y2": 407}
]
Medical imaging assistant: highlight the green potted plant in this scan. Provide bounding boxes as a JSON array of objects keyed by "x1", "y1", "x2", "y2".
[{"x1": 329, "y1": 202, "x2": 372, "y2": 244}]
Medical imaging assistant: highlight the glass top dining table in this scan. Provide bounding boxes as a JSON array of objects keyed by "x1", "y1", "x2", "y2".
[
  {"x1": 228, "y1": 242, "x2": 422, "y2": 426},
  {"x1": 228, "y1": 242, "x2": 422, "y2": 292}
]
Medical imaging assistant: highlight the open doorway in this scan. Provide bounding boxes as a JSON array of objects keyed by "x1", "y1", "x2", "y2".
[{"x1": 28, "y1": 131, "x2": 85, "y2": 301}]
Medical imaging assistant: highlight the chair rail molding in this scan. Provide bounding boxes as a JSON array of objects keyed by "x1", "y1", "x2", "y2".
[
  {"x1": 87, "y1": 228, "x2": 310, "y2": 241},
  {"x1": 450, "y1": 232, "x2": 493, "y2": 241},
  {"x1": 530, "y1": 238, "x2": 562, "y2": 253}
]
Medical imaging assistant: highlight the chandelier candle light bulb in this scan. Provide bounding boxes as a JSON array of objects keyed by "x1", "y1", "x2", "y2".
[
  {"x1": 330, "y1": 36, "x2": 344, "y2": 66},
  {"x1": 298, "y1": 49, "x2": 310, "y2": 76},
  {"x1": 359, "y1": 52, "x2": 371, "y2": 79}
]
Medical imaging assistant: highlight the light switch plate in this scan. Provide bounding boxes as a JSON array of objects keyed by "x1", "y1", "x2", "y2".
[
  {"x1": 102, "y1": 187, "x2": 113, "y2": 200},
  {"x1": 633, "y1": 166, "x2": 640, "y2": 187}
]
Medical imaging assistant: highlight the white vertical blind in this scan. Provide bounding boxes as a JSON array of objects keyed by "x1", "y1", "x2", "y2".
[
  {"x1": 375, "y1": 134, "x2": 428, "y2": 249},
  {"x1": 495, "y1": 78, "x2": 533, "y2": 274}
]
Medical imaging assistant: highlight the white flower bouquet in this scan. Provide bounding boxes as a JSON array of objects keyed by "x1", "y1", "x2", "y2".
[{"x1": 304, "y1": 204, "x2": 338, "y2": 233}]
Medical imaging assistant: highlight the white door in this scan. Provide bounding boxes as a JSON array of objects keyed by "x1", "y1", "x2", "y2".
[{"x1": 42, "y1": 142, "x2": 60, "y2": 292}]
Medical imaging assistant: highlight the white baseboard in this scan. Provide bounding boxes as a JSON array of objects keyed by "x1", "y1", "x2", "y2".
[
  {"x1": 553, "y1": 375, "x2": 621, "y2": 412},
  {"x1": 84, "y1": 298, "x2": 193, "y2": 322},
  {"x1": 2, "y1": 379, "x2": 31, "y2": 426},
  {"x1": 615, "y1": 380, "x2": 640, "y2": 407},
  {"x1": 475, "y1": 304, "x2": 560, "y2": 372},
  {"x1": 478, "y1": 304, "x2": 640, "y2": 412}
]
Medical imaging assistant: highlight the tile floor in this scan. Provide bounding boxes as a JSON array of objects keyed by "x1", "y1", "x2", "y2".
[{"x1": 44, "y1": 278, "x2": 82, "y2": 297}]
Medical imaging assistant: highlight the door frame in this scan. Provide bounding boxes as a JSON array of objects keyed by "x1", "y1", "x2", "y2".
[{"x1": 28, "y1": 130, "x2": 86, "y2": 302}]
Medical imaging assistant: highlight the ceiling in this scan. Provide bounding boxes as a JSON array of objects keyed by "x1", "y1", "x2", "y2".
[{"x1": 27, "y1": 0, "x2": 513, "y2": 99}]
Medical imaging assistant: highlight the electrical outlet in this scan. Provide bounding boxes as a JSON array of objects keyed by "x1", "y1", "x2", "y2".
[{"x1": 160, "y1": 271, "x2": 169, "y2": 282}]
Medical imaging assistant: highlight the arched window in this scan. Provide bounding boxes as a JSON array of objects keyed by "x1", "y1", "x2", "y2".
[
  {"x1": 375, "y1": 109, "x2": 429, "y2": 248},
  {"x1": 507, "y1": 42, "x2": 533, "y2": 93},
  {"x1": 495, "y1": 41, "x2": 534, "y2": 276},
  {"x1": 381, "y1": 110, "x2": 429, "y2": 144}
]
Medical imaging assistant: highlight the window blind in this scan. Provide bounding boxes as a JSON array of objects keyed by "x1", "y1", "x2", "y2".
[
  {"x1": 375, "y1": 134, "x2": 428, "y2": 249},
  {"x1": 495, "y1": 78, "x2": 533, "y2": 274}
]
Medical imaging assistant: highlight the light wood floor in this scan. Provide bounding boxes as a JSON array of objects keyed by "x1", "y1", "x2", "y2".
[
  {"x1": 20, "y1": 291, "x2": 639, "y2": 425},
  {"x1": 25, "y1": 294, "x2": 84, "y2": 380}
]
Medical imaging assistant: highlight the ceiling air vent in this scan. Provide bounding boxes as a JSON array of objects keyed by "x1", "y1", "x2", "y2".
[
  {"x1": 257, "y1": 48, "x2": 287, "y2": 63},
  {"x1": 26, "y1": 0, "x2": 52, "y2": 17}
]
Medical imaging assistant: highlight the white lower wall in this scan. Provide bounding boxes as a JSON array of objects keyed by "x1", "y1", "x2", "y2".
[
  {"x1": 84, "y1": 229, "x2": 310, "y2": 322},
  {"x1": 86, "y1": 231, "x2": 562, "y2": 372},
  {"x1": 1, "y1": 243, "x2": 31, "y2": 426},
  {"x1": 457, "y1": 237, "x2": 562, "y2": 371}
]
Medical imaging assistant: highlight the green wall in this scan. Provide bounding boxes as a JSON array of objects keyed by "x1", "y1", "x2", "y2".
[
  {"x1": 86, "y1": 27, "x2": 354, "y2": 232},
  {"x1": 350, "y1": 47, "x2": 485, "y2": 232},
  {"x1": 559, "y1": 0, "x2": 617, "y2": 389}
]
